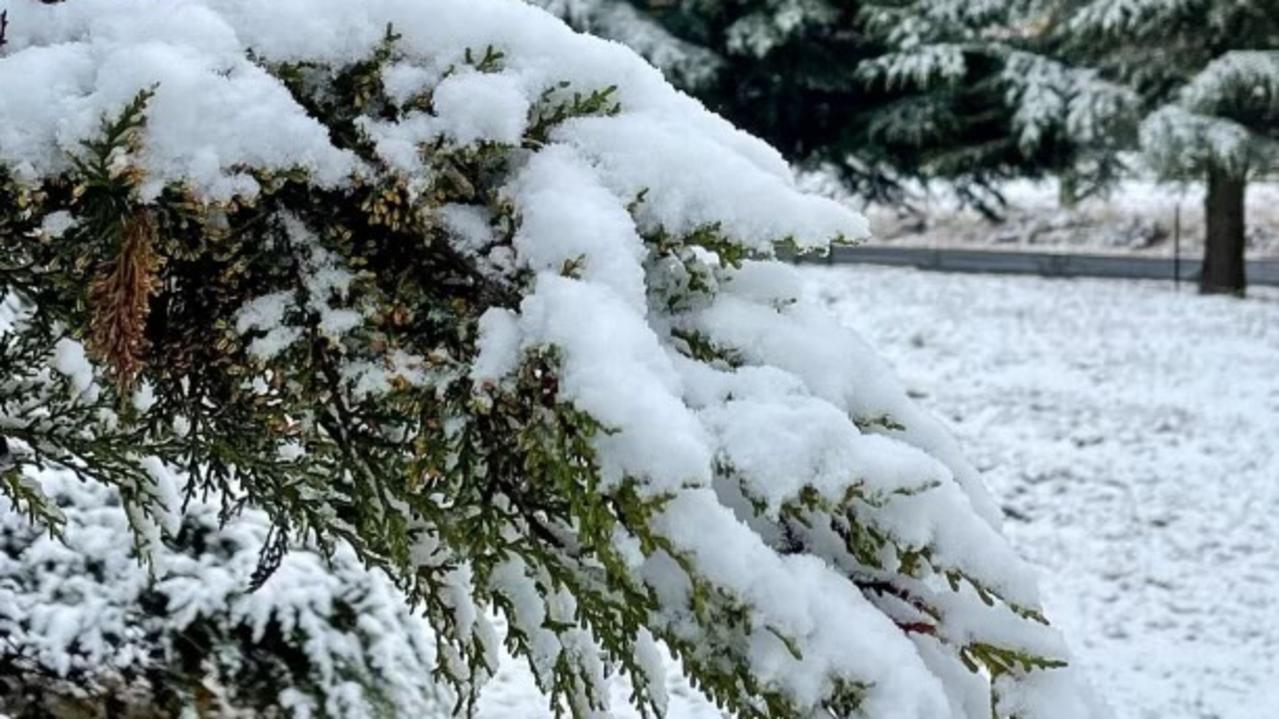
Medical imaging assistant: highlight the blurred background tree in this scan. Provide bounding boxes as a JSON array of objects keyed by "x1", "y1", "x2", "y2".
[
  {"x1": 1047, "y1": 0, "x2": 1279, "y2": 294},
  {"x1": 538, "y1": 0, "x2": 1122, "y2": 219},
  {"x1": 858, "y1": 0, "x2": 1137, "y2": 211}
]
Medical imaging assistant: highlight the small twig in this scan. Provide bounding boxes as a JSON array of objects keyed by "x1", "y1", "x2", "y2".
[
  {"x1": 0, "y1": 11, "x2": 9, "y2": 53},
  {"x1": 895, "y1": 621, "x2": 937, "y2": 636}
]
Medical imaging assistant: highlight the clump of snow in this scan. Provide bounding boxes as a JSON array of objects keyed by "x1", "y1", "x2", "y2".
[
  {"x1": 51, "y1": 337, "x2": 96, "y2": 399},
  {"x1": 557, "y1": 113, "x2": 869, "y2": 250},
  {"x1": 431, "y1": 70, "x2": 530, "y2": 146},
  {"x1": 515, "y1": 273, "x2": 713, "y2": 493},
  {"x1": 39, "y1": 210, "x2": 77, "y2": 238},
  {"x1": 0, "y1": 1, "x2": 357, "y2": 201},
  {"x1": 235, "y1": 291, "x2": 302, "y2": 360},
  {"x1": 506, "y1": 145, "x2": 648, "y2": 309}
]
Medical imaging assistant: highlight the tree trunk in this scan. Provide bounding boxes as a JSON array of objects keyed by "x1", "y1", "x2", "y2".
[
  {"x1": 1200, "y1": 165, "x2": 1247, "y2": 295},
  {"x1": 1058, "y1": 173, "x2": 1080, "y2": 210}
]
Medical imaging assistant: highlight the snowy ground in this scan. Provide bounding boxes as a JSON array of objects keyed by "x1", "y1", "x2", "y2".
[
  {"x1": 861, "y1": 178, "x2": 1279, "y2": 258},
  {"x1": 810, "y1": 266, "x2": 1279, "y2": 719},
  {"x1": 480, "y1": 265, "x2": 1278, "y2": 718}
]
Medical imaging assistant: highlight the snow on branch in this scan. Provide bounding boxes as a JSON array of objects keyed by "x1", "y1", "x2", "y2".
[
  {"x1": 858, "y1": 43, "x2": 970, "y2": 90},
  {"x1": 1002, "y1": 51, "x2": 1139, "y2": 152},
  {"x1": 1181, "y1": 50, "x2": 1279, "y2": 121},
  {"x1": 724, "y1": 0, "x2": 840, "y2": 59},
  {"x1": 0, "y1": 0, "x2": 1101, "y2": 716},
  {"x1": 1140, "y1": 104, "x2": 1273, "y2": 178},
  {"x1": 0, "y1": 471, "x2": 446, "y2": 717},
  {"x1": 1065, "y1": 0, "x2": 1203, "y2": 38}
]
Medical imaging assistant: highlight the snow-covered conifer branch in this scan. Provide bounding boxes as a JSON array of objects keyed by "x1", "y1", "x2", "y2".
[
  {"x1": 0, "y1": 0, "x2": 1100, "y2": 716},
  {"x1": 1181, "y1": 51, "x2": 1279, "y2": 123}
]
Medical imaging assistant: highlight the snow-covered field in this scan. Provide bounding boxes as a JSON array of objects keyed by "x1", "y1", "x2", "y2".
[
  {"x1": 863, "y1": 178, "x2": 1279, "y2": 258},
  {"x1": 810, "y1": 266, "x2": 1279, "y2": 719},
  {"x1": 479, "y1": 264, "x2": 1278, "y2": 718}
]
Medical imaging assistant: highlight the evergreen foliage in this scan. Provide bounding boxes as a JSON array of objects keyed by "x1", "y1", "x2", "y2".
[
  {"x1": 858, "y1": 0, "x2": 1139, "y2": 209},
  {"x1": 0, "y1": 0, "x2": 1101, "y2": 716},
  {"x1": 1057, "y1": 0, "x2": 1279, "y2": 180},
  {"x1": 860, "y1": 0, "x2": 1279, "y2": 184},
  {"x1": 0, "y1": 471, "x2": 445, "y2": 718}
]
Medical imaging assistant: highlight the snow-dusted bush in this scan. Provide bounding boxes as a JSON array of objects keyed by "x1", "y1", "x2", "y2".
[
  {"x1": 0, "y1": 0, "x2": 1100, "y2": 717},
  {"x1": 0, "y1": 471, "x2": 445, "y2": 718}
]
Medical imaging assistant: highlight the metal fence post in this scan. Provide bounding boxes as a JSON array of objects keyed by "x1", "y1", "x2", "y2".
[{"x1": 1173, "y1": 202, "x2": 1181, "y2": 290}]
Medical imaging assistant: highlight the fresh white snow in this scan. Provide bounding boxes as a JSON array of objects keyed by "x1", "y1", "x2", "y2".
[{"x1": 808, "y1": 265, "x2": 1279, "y2": 719}]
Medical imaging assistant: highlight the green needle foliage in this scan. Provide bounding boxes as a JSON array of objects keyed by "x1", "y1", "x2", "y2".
[{"x1": 0, "y1": 2, "x2": 1092, "y2": 717}]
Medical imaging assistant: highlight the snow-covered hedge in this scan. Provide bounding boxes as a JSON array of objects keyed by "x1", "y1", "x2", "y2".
[
  {"x1": 0, "y1": 1, "x2": 1101, "y2": 717},
  {"x1": 0, "y1": 471, "x2": 445, "y2": 718}
]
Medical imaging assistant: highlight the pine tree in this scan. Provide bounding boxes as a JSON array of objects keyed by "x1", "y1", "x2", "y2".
[
  {"x1": 1052, "y1": 0, "x2": 1279, "y2": 294},
  {"x1": 857, "y1": 0, "x2": 1139, "y2": 212},
  {"x1": 0, "y1": 0, "x2": 1103, "y2": 716}
]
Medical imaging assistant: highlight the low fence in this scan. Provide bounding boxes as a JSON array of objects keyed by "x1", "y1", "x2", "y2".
[{"x1": 802, "y1": 245, "x2": 1279, "y2": 287}]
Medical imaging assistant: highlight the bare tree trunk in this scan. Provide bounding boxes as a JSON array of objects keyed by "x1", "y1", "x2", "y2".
[
  {"x1": 1200, "y1": 164, "x2": 1247, "y2": 295},
  {"x1": 1058, "y1": 173, "x2": 1080, "y2": 210}
]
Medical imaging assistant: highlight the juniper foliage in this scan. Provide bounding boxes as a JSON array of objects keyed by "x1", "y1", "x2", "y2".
[{"x1": 0, "y1": 1, "x2": 1095, "y2": 716}]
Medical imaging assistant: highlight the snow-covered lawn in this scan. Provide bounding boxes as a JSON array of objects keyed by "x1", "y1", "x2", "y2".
[{"x1": 809, "y1": 265, "x2": 1279, "y2": 719}]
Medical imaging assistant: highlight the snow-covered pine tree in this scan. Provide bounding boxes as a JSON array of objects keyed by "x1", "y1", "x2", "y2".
[
  {"x1": 0, "y1": 0, "x2": 1102, "y2": 716},
  {"x1": 1053, "y1": 0, "x2": 1279, "y2": 294},
  {"x1": 858, "y1": 0, "x2": 1139, "y2": 213},
  {"x1": 0, "y1": 470, "x2": 445, "y2": 718}
]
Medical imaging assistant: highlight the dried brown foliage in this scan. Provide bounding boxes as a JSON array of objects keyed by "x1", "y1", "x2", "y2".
[{"x1": 88, "y1": 210, "x2": 160, "y2": 392}]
